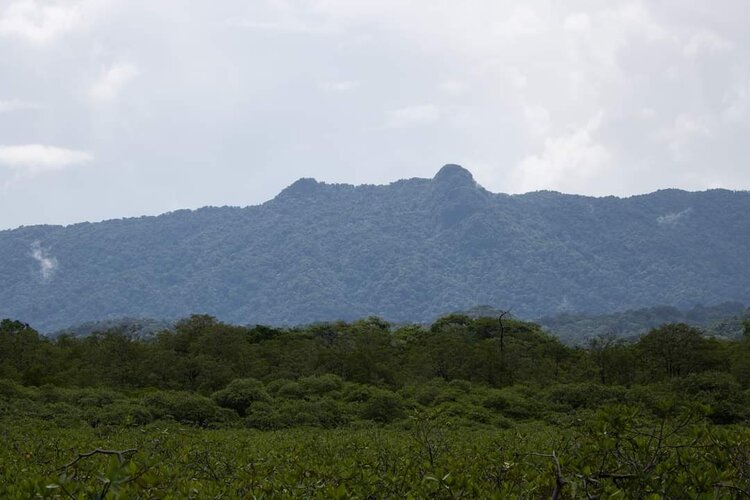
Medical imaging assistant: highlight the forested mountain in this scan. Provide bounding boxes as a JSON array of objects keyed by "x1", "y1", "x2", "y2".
[
  {"x1": 538, "y1": 301, "x2": 750, "y2": 345},
  {"x1": 50, "y1": 317, "x2": 176, "y2": 340},
  {"x1": 2, "y1": 164, "x2": 750, "y2": 332}
]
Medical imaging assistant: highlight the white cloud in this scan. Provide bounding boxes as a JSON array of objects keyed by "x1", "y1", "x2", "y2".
[
  {"x1": 319, "y1": 80, "x2": 360, "y2": 92},
  {"x1": 506, "y1": 67, "x2": 528, "y2": 90},
  {"x1": 0, "y1": 0, "x2": 104, "y2": 44},
  {"x1": 637, "y1": 107, "x2": 657, "y2": 120},
  {"x1": 3, "y1": 1, "x2": 750, "y2": 228},
  {"x1": 438, "y1": 80, "x2": 466, "y2": 94},
  {"x1": 683, "y1": 30, "x2": 733, "y2": 58},
  {"x1": 512, "y1": 112, "x2": 612, "y2": 193},
  {"x1": 657, "y1": 208, "x2": 692, "y2": 225},
  {"x1": 563, "y1": 13, "x2": 591, "y2": 33},
  {"x1": 0, "y1": 99, "x2": 40, "y2": 112},
  {"x1": 522, "y1": 103, "x2": 551, "y2": 137},
  {"x1": 0, "y1": 144, "x2": 93, "y2": 173},
  {"x1": 224, "y1": 16, "x2": 335, "y2": 35},
  {"x1": 89, "y1": 62, "x2": 140, "y2": 103},
  {"x1": 494, "y1": 6, "x2": 547, "y2": 38},
  {"x1": 30, "y1": 241, "x2": 57, "y2": 281},
  {"x1": 723, "y1": 81, "x2": 749, "y2": 123},
  {"x1": 563, "y1": 3, "x2": 669, "y2": 71},
  {"x1": 386, "y1": 104, "x2": 440, "y2": 128},
  {"x1": 658, "y1": 114, "x2": 711, "y2": 161}
]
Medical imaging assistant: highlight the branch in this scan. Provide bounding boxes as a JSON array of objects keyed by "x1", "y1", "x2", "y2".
[
  {"x1": 551, "y1": 451, "x2": 566, "y2": 500},
  {"x1": 58, "y1": 448, "x2": 137, "y2": 471},
  {"x1": 714, "y1": 482, "x2": 750, "y2": 499},
  {"x1": 522, "y1": 451, "x2": 566, "y2": 499},
  {"x1": 596, "y1": 472, "x2": 636, "y2": 480}
]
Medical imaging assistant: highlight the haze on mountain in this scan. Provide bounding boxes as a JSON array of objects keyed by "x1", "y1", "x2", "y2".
[{"x1": 2, "y1": 164, "x2": 749, "y2": 332}]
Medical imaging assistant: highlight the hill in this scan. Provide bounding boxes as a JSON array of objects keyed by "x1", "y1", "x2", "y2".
[
  {"x1": 537, "y1": 302, "x2": 750, "y2": 345},
  {"x1": 2, "y1": 164, "x2": 750, "y2": 332}
]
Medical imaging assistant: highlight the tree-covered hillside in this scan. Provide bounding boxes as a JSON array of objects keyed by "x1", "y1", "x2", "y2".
[
  {"x1": 538, "y1": 302, "x2": 750, "y2": 345},
  {"x1": 2, "y1": 164, "x2": 750, "y2": 331}
]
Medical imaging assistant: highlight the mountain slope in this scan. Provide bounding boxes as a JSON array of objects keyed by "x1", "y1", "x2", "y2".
[{"x1": 2, "y1": 164, "x2": 750, "y2": 331}]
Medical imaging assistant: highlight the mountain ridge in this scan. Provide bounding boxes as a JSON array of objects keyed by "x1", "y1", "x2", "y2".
[
  {"x1": 4, "y1": 164, "x2": 745, "y2": 233},
  {"x1": 2, "y1": 164, "x2": 750, "y2": 331}
]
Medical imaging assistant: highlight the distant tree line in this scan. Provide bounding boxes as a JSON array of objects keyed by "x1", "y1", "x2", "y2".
[
  {"x1": 4, "y1": 314, "x2": 750, "y2": 390},
  {"x1": 1, "y1": 314, "x2": 750, "y2": 429}
]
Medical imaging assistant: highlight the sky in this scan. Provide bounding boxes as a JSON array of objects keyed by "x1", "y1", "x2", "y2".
[{"x1": 1, "y1": 0, "x2": 748, "y2": 229}]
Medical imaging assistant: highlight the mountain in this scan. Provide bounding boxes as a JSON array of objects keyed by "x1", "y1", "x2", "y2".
[
  {"x1": 537, "y1": 302, "x2": 750, "y2": 345},
  {"x1": 2, "y1": 164, "x2": 750, "y2": 332},
  {"x1": 50, "y1": 317, "x2": 176, "y2": 340}
]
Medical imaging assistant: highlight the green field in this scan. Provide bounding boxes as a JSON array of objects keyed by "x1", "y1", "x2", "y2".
[
  {"x1": 3, "y1": 411, "x2": 750, "y2": 498},
  {"x1": 2, "y1": 315, "x2": 750, "y2": 497}
]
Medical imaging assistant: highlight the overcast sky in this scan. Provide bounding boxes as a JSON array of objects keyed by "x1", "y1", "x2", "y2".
[{"x1": 1, "y1": 0, "x2": 748, "y2": 229}]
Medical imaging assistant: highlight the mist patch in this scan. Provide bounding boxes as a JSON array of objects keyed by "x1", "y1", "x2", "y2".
[{"x1": 30, "y1": 241, "x2": 58, "y2": 281}]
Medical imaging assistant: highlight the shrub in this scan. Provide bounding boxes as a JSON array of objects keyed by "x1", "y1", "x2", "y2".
[
  {"x1": 0, "y1": 379, "x2": 32, "y2": 400},
  {"x1": 275, "y1": 381, "x2": 304, "y2": 399},
  {"x1": 76, "y1": 389, "x2": 120, "y2": 407},
  {"x1": 675, "y1": 372, "x2": 748, "y2": 424},
  {"x1": 482, "y1": 386, "x2": 544, "y2": 420},
  {"x1": 447, "y1": 379, "x2": 472, "y2": 393},
  {"x1": 361, "y1": 390, "x2": 404, "y2": 423},
  {"x1": 343, "y1": 383, "x2": 375, "y2": 403},
  {"x1": 299, "y1": 374, "x2": 343, "y2": 395},
  {"x1": 547, "y1": 383, "x2": 627, "y2": 410},
  {"x1": 36, "y1": 402, "x2": 86, "y2": 427},
  {"x1": 482, "y1": 390, "x2": 510, "y2": 411},
  {"x1": 143, "y1": 391, "x2": 223, "y2": 426},
  {"x1": 245, "y1": 401, "x2": 282, "y2": 430},
  {"x1": 407, "y1": 379, "x2": 446, "y2": 406},
  {"x1": 88, "y1": 402, "x2": 153, "y2": 427},
  {"x1": 212, "y1": 378, "x2": 270, "y2": 417}
]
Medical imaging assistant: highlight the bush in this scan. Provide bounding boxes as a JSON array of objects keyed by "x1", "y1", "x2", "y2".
[
  {"x1": 314, "y1": 397, "x2": 351, "y2": 427},
  {"x1": 245, "y1": 401, "x2": 282, "y2": 430},
  {"x1": 143, "y1": 391, "x2": 224, "y2": 426},
  {"x1": 275, "y1": 381, "x2": 305, "y2": 399},
  {"x1": 299, "y1": 374, "x2": 343, "y2": 396},
  {"x1": 88, "y1": 402, "x2": 153, "y2": 427},
  {"x1": 482, "y1": 390, "x2": 510, "y2": 411},
  {"x1": 0, "y1": 379, "x2": 32, "y2": 400},
  {"x1": 212, "y1": 378, "x2": 270, "y2": 417},
  {"x1": 36, "y1": 402, "x2": 86, "y2": 427},
  {"x1": 406, "y1": 379, "x2": 445, "y2": 406},
  {"x1": 482, "y1": 386, "x2": 545, "y2": 420},
  {"x1": 286, "y1": 399, "x2": 349, "y2": 428},
  {"x1": 76, "y1": 389, "x2": 120, "y2": 408},
  {"x1": 547, "y1": 383, "x2": 627, "y2": 410},
  {"x1": 447, "y1": 379, "x2": 472, "y2": 393},
  {"x1": 361, "y1": 390, "x2": 404, "y2": 423},
  {"x1": 343, "y1": 383, "x2": 375, "y2": 403},
  {"x1": 435, "y1": 400, "x2": 495, "y2": 426},
  {"x1": 675, "y1": 372, "x2": 748, "y2": 424}
]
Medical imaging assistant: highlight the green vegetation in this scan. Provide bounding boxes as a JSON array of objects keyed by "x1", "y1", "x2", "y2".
[
  {"x1": 3, "y1": 314, "x2": 750, "y2": 496},
  {"x1": 539, "y1": 301, "x2": 750, "y2": 345},
  {"x1": 3, "y1": 165, "x2": 750, "y2": 332}
]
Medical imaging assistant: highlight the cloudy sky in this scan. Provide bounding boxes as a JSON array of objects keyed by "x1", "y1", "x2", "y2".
[{"x1": 1, "y1": 0, "x2": 748, "y2": 229}]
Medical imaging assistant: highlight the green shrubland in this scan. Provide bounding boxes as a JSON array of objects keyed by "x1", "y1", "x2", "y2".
[{"x1": 2, "y1": 315, "x2": 750, "y2": 497}]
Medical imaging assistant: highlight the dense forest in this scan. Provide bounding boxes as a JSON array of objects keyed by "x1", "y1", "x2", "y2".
[
  {"x1": 536, "y1": 301, "x2": 750, "y2": 345},
  {"x1": 3, "y1": 164, "x2": 750, "y2": 332},
  {"x1": 3, "y1": 313, "x2": 750, "y2": 497},
  {"x1": 49, "y1": 300, "x2": 750, "y2": 346}
]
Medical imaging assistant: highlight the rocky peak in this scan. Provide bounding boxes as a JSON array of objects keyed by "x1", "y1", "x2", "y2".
[{"x1": 433, "y1": 164, "x2": 476, "y2": 188}]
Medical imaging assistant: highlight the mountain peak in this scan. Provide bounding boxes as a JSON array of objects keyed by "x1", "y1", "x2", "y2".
[
  {"x1": 433, "y1": 164, "x2": 475, "y2": 186},
  {"x1": 276, "y1": 177, "x2": 320, "y2": 199}
]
